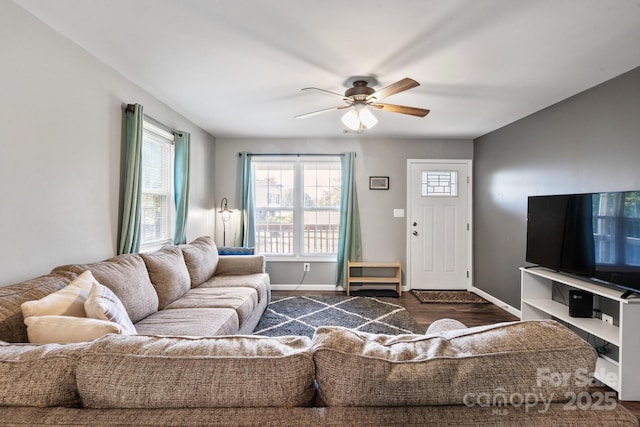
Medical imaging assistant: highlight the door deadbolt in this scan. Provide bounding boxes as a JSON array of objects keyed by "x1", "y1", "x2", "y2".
[{"x1": 413, "y1": 222, "x2": 417, "y2": 226}]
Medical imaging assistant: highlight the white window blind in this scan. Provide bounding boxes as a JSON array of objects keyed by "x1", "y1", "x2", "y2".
[{"x1": 141, "y1": 121, "x2": 175, "y2": 250}]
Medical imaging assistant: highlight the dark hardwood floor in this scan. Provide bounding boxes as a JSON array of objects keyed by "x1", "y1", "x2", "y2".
[
  {"x1": 272, "y1": 289, "x2": 640, "y2": 420},
  {"x1": 273, "y1": 289, "x2": 519, "y2": 331}
]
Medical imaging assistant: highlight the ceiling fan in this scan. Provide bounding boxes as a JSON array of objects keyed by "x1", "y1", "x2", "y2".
[{"x1": 295, "y1": 77, "x2": 430, "y2": 132}]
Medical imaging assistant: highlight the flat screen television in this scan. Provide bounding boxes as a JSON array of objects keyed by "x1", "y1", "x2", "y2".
[{"x1": 526, "y1": 191, "x2": 640, "y2": 298}]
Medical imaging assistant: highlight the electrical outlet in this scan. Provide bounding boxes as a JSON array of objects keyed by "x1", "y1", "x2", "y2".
[
  {"x1": 303, "y1": 263, "x2": 310, "y2": 272},
  {"x1": 602, "y1": 314, "x2": 613, "y2": 325}
]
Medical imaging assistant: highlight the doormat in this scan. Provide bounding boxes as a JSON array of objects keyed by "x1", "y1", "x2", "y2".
[
  {"x1": 253, "y1": 295, "x2": 422, "y2": 338},
  {"x1": 411, "y1": 290, "x2": 489, "y2": 304}
]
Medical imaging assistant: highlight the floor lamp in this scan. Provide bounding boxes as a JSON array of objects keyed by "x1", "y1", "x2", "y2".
[{"x1": 218, "y1": 197, "x2": 232, "y2": 246}]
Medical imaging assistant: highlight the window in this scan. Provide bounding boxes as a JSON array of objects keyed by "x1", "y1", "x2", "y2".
[
  {"x1": 422, "y1": 170, "x2": 458, "y2": 197},
  {"x1": 140, "y1": 121, "x2": 175, "y2": 250},
  {"x1": 253, "y1": 156, "x2": 341, "y2": 258}
]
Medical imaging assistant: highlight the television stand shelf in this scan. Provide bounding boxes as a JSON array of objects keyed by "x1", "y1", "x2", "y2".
[
  {"x1": 521, "y1": 267, "x2": 640, "y2": 400},
  {"x1": 347, "y1": 261, "x2": 401, "y2": 297}
]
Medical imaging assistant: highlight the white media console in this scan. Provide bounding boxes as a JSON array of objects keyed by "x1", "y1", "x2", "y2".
[{"x1": 521, "y1": 266, "x2": 640, "y2": 401}]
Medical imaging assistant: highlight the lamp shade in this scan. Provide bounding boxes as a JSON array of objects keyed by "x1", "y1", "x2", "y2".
[
  {"x1": 359, "y1": 107, "x2": 378, "y2": 128},
  {"x1": 341, "y1": 109, "x2": 361, "y2": 131},
  {"x1": 219, "y1": 197, "x2": 232, "y2": 222},
  {"x1": 341, "y1": 103, "x2": 378, "y2": 131}
]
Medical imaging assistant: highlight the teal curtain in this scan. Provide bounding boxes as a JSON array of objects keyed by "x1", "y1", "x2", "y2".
[
  {"x1": 237, "y1": 152, "x2": 255, "y2": 247},
  {"x1": 336, "y1": 152, "x2": 362, "y2": 286},
  {"x1": 173, "y1": 131, "x2": 190, "y2": 244},
  {"x1": 118, "y1": 103, "x2": 144, "y2": 255}
]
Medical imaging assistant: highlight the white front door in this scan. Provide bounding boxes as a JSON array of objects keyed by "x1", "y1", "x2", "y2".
[{"x1": 407, "y1": 160, "x2": 471, "y2": 290}]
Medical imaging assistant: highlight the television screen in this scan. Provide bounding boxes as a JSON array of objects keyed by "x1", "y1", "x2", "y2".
[{"x1": 527, "y1": 191, "x2": 640, "y2": 295}]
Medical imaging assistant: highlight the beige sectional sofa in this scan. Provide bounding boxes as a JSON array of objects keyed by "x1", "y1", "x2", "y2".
[
  {"x1": 0, "y1": 319, "x2": 638, "y2": 426},
  {"x1": 0, "y1": 236, "x2": 270, "y2": 344},
  {"x1": 0, "y1": 238, "x2": 637, "y2": 425}
]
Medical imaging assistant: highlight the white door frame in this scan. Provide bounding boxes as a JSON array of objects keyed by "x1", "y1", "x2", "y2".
[{"x1": 405, "y1": 159, "x2": 473, "y2": 291}]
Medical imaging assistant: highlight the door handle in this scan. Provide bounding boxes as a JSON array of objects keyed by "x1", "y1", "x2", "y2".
[{"x1": 412, "y1": 231, "x2": 418, "y2": 236}]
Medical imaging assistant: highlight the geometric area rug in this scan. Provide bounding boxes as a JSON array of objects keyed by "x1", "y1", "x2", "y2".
[{"x1": 252, "y1": 295, "x2": 424, "y2": 338}]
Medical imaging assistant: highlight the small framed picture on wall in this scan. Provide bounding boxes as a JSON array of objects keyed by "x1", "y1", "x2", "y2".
[{"x1": 369, "y1": 176, "x2": 389, "y2": 190}]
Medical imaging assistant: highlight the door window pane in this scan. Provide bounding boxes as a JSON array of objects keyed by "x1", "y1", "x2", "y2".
[{"x1": 422, "y1": 171, "x2": 458, "y2": 197}]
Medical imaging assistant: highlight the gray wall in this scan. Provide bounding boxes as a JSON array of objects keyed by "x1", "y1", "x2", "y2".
[
  {"x1": 473, "y1": 66, "x2": 640, "y2": 309},
  {"x1": 215, "y1": 137, "x2": 473, "y2": 285},
  {"x1": 0, "y1": 2, "x2": 216, "y2": 286}
]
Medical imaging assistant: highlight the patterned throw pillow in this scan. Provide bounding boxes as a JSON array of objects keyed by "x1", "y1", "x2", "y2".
[
  {"x1": 84, "y1": 283, "x2": 137, "y2": 335},
  {"x1": 217, "y1": 246, "x2": 255, "y2": 256}
]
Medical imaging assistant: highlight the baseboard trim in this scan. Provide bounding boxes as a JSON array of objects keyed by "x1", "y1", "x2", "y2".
[
  {"x1": 470, "y1": 286, "x2": 522, "y2": 319},
  {"x1": 271, "y1": 284, "x2": 339, "y2": 291}
]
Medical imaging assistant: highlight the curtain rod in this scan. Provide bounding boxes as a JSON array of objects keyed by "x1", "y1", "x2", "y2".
[
  {"x1": 238, "y1": 153, "x2": 351, "y2": 157},
  {"x1": 126, "y1": 103, "x2": 183, "y2": 138}
]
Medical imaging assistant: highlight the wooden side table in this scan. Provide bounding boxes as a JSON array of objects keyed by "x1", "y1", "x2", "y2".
[{"x1": 347, "y1": 261, "x2": 402, "y2": 296}]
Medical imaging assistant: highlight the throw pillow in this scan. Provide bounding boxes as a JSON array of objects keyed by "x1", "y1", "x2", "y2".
[
  {"x1": 218, "y1": 246, "x2": 255, "y2": 255},
  {"x1": 20, "y1": 270, "x2": 97, "y2": 319},
  {"x1": 84, "y1": 283, "x2": 137, "y2": 334},
  {"x1": 63, "y1": 254, "x2": 159, "y2": 323},
  {"x1": 24, "y1": 315, "x2": 124, "y2": 344}
]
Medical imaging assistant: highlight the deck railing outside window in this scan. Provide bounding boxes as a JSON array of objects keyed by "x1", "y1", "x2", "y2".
[{"x1": 255, "y1": 223, "x2": 339, "y2": 255}]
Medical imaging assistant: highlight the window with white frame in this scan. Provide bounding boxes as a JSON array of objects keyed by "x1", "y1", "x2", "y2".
[
  {"x1": 253, "y1": 156, "x2": 341, "y2": 257},
  {"x1": 140, "y1": 120, "x2": 175, "y2": 250}
]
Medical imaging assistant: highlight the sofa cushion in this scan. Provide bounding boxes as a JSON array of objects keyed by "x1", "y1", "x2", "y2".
[
  {"x1": 84, "y1": 283, "x2": 136, "y2": 334},
  {"x1": 199, "y1": 273, "x2": 270, "y2": 305},
  {"x1": 180, "y1": 236, "x2": 219, "y2": 287},
  {"x1": 62, "y1": 255, "x2": 158, "y2": 323},
  {"x1": 164, "y1": 287, "x2": 258, "y2": 325},
  {"x1": 215, "y1": 254, "x2": 265, "y2": 275},
  {"x1": 0, "y1": 272, "x2": 77, "y2": 343},
  {"x1": 20, "y1": 270, "x2": 96, "y2": 319},
  {"x1": 312, "y1": 320, "x2": 597, "y2": 407},
  {"x1": 140, "y1": 247, "x2": 191, "y2": 309},
  {"x1": 0, "y1": 341, "x2": 89, "y2": 407},
  {"x1": 76, "y1": 334, "x2": 315, "y2": 408},
  {"x1": 134, "y1": 307, "x2": 239, "y2": 336},
  {"x1": 24, "y1": 315, "x2": 124, "y2": 344}
]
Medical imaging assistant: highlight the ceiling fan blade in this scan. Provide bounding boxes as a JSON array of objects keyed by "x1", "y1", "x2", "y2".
[
  {"x1": 371, "y1": 103, "x2": 430, "y2": 117},
  {"x1": 366, "y1": 77, "x2": 420, "y2": 102},
  {"x1": 301, "y1": 87, "x2": 350, "y2": 102},
  {"x1": 295, "y1": 105, "x2": 350, "y2": 119}
]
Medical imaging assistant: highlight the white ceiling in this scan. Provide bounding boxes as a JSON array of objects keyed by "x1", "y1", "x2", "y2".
[{"x1": 14, "y1": 0, "x2": 640, "y2": 139}]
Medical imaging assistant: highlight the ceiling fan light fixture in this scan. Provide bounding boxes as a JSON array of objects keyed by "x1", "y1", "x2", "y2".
[
  {"x1": 341, "y1": 104, "x2": 378, "y2": 131},
  {"x1": 341, "y1": 109, "x2": 361, "y2": 131},
  {"x1": 299, "y1": 77, "x2": 427, "y2": 131},
  {"x1": 359, "y1": 107, "x2": 378, "y2": 128}
]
